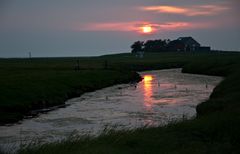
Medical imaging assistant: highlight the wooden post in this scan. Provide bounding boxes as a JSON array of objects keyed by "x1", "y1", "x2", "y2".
[
  {"x1": 75, "y1": 60, "x2": 80, "y2": 71},
  {"x1": 77, "y1": 60, "x2": 80, "y2": 71},
  {"x1": 104, "y1": 60, "x2": 108, "y2": 69},
  {"x1": 29, "y1": 52, "x2": 32, "y2": 59}
]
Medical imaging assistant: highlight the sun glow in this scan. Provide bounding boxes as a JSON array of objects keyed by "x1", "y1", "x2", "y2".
[{"x1": 142, "y1": 25, "x2": 153, "y2": 34}]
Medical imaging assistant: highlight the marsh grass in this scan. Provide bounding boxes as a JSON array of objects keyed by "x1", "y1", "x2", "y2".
[
  {"x1": 1, "y1": 51, "x2": 240, "y2": 153},
  {"x1": 0, "y1": 68, "x2": 141, "y2": 124}
]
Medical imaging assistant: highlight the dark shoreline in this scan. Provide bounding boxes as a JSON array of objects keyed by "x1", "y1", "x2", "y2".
[
  {"x1": 0, "y1": 70, "x2": 142, "y2": 126},
  {"x1": 26, "y1": 75, "x2": 143, "y2": 124}
]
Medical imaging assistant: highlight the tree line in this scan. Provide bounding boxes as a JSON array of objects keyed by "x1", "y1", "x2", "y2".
[{"x1": 131, "y1": 39, "x2": 173, "y2": 53}]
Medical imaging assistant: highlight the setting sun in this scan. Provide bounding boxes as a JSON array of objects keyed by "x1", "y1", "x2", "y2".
[{"x1": 142, "y1": 25, "x2": 153, "y2": 34}]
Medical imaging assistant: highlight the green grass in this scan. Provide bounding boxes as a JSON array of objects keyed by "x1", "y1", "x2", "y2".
[
  {"x1": 0, "y1": 61, "x2": 141, "y2": 124},
  {"x1": 0, "y1": 51, "x2": 196, "y2": 124},
  {"x1": 1, "y1": 51, "x2": 240, "y2": 153}
]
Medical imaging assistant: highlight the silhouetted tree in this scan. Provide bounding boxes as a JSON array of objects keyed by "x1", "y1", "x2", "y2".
[
  {"x1": 131, "y1": 41, "x2": 144, "y2": 53},
  {"x1": 143, "y1": 39, "x2": 169, "y2": 52}
]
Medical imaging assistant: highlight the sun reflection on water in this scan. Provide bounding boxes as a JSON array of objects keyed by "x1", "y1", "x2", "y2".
[
  {"x1": 144, "y1": 75, "x2": 153, "y2": 82},
  {"x1": 143, "y1": 75, "x2": 154, "y2": 110}
]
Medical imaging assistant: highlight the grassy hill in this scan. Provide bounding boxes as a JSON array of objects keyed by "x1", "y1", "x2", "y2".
[{"x1": 1, "y1": 51, "x2": 240, "y2": 153}]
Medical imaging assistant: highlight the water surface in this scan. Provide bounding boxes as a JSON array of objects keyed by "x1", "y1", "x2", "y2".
[{"x1": 0, "y1": 69, "x2": 222, "y2": 151}]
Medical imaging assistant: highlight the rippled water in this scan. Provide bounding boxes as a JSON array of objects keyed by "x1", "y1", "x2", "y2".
[{"x1": 0, "y1": 69, "x2": 222, "y2": 151}]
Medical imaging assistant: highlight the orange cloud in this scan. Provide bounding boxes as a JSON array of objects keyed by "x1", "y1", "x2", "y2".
[
  {"x1": 141, "y1": 6, "x2": 187, "y2": 14},
  {"x1": 77, "y1": 22, "x2": 139, "y2": 32},
  {"x1": 73, "y1": 21, "x2": 211, "y2": 33},
  {"x1": 140, "y1": 4, "x2": 229, "y2": 16}
]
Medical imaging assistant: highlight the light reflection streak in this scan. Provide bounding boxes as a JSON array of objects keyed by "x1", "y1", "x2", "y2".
[{"x1": 143, "y1": 75, "x2": 153, "y2": 110}]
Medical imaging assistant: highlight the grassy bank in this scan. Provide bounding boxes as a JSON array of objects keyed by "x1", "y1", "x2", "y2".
[
  {"x1": 0, "y1": 61, "x2": 141, "y2": 124},
  {"x1": 1, "y1": 51, "x2": 240, "y2": 153},
  {"x1": 0, "y1": 52, "x2": 192, "y2": 124}
]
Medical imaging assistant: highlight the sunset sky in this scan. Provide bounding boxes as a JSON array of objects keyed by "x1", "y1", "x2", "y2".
[{"x1": 0, "y1": 0, "x2": 239, "y2": 57}]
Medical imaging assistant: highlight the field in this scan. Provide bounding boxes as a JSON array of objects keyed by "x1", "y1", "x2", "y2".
[
  {"x1": 0, "y1": 57, "x2": 142, "y2": 124},
  {"x1": 0, "y1": 52, "x2": 194, "y2": 124},
  {"x1": 1, "y1": 51, "x2": 240, "y2": 153}
]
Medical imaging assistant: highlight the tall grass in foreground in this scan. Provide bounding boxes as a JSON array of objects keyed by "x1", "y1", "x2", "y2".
[{"x1": 18, "y1": 112, "x2": 240, "y2": 154}]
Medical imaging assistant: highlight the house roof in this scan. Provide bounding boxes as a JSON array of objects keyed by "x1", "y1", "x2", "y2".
[
  {"x1": 177, "y1": 37, "x2": 200, "y2": 46},
  {"x1": 168, "y1": 40, "x2": 184, "y2": 46}
]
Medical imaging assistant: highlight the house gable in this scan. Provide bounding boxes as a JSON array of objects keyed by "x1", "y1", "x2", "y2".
[
  {"x1": 178, "y1": 37, "x2": 201, "y2": 47},
  {"x1": 177, "y1": 37, "x2": 201, "y2": 51}
]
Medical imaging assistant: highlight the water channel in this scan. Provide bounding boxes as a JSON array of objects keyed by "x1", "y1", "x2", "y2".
[{"x1": 0, "y1": 69, "x2": 222, "y2": 151}]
